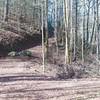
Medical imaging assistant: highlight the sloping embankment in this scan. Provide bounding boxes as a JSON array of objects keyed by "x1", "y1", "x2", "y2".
[{"x1": 0, "y1": 29, "x2": 41, "y2": 56}]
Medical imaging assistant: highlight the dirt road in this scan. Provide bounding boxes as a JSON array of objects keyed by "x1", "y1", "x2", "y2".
[
  {"x1": 0, "y1": 78, "x2": 100, "y2": 100},
  {"x1": 0, "y1": 45, "x2": 100, "y2": 100}
]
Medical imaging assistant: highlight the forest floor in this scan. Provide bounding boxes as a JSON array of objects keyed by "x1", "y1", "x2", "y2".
[{"x1": 0, "y1": 38, "x2": 100, "y2": 100}]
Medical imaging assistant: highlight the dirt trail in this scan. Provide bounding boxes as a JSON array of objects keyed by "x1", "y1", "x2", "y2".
[
  {"x1": 0, "y1": 79, "x2": 100, "y2": 100},
  {"x1": 0, "y1": 57, "x2": 100, "y2": 100},
  {"x1": 0, "y1": 45, "x2": 100, "y2": 100}
]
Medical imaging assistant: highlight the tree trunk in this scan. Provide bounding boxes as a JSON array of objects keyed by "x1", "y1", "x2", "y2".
[
  {"x1": 44, "y1": 0, "x2": 48, "y2": 60},
  {"x1": 41, "y1": 4, "x2": 45, "y2": 73},
  {"x1": 74, "y1": 0, "x2": 78, "y2": 60},
  {"x1": 4, "y1": 0, "x2": 9, "y2": 22},
  {"x1": 82, "y1": 0, "x2": 85, "y2": 63},
  {"x1": 54, "y1": 0, "x2": 59, "y2": 55},
  {"x1": 86, "y1": 1, "x2": 90, "y2": 43},
  {"x1": 96, "y1": 0, "x2": 99, "y2": 61},
  {"x1": 64, "y1": 0, "x2": 69, "y2": 64}
]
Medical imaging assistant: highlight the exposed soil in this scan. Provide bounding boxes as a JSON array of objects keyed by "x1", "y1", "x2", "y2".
[
  {"x1": 0, "y1": 44, "x2": 100, "y2": 100},
  {"x1": 0, "y1": 78, "x2": 100, "y2": 100}
]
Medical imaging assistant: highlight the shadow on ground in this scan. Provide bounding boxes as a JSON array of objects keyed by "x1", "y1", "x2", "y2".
[{"x1": 0, "y1": 75, "x2": 57, "y2": 82}]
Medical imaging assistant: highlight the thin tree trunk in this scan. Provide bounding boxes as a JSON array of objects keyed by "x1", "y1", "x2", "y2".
[
  {"x1": 44, "y1": 0, "x2": 48, "y2": 60},
  {"x1": 82, "y1": 0, "x2": 85, "y2": 63},
  {"x1": 64, "y1": 0, "x2": 69, "y2": 64},
  {"x1": 86, "y1": 2, "x2": 90, "y2": 43},
  {"x1": 4, "y1": 0, "x2": 9, "y2": 22},
  {"x1": 74, "y1": 0, "x2": 78, "y2": 60},
  {"x1": 17, "y1": 0, "x2": 20, "y2": 35},
  {"x1": 69, "y1": 0, "x2": 73, "y2": 63},
  {"x1": 96, "y1": 0, "x2": 99, "y2": 61},
  {"x1": 54, "y1": 0, "x2": 59, "y2": 55},
  {"x1": 41, "y1": 4, "x2": 45, "y2": 73},
  {"x1": 90, "y1": 1, "x2": 96, "y2": 44}
]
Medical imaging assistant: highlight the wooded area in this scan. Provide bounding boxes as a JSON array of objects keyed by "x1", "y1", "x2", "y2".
[{"x1": 1, "y1": 0, "x2": 100, "y2": 100}]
